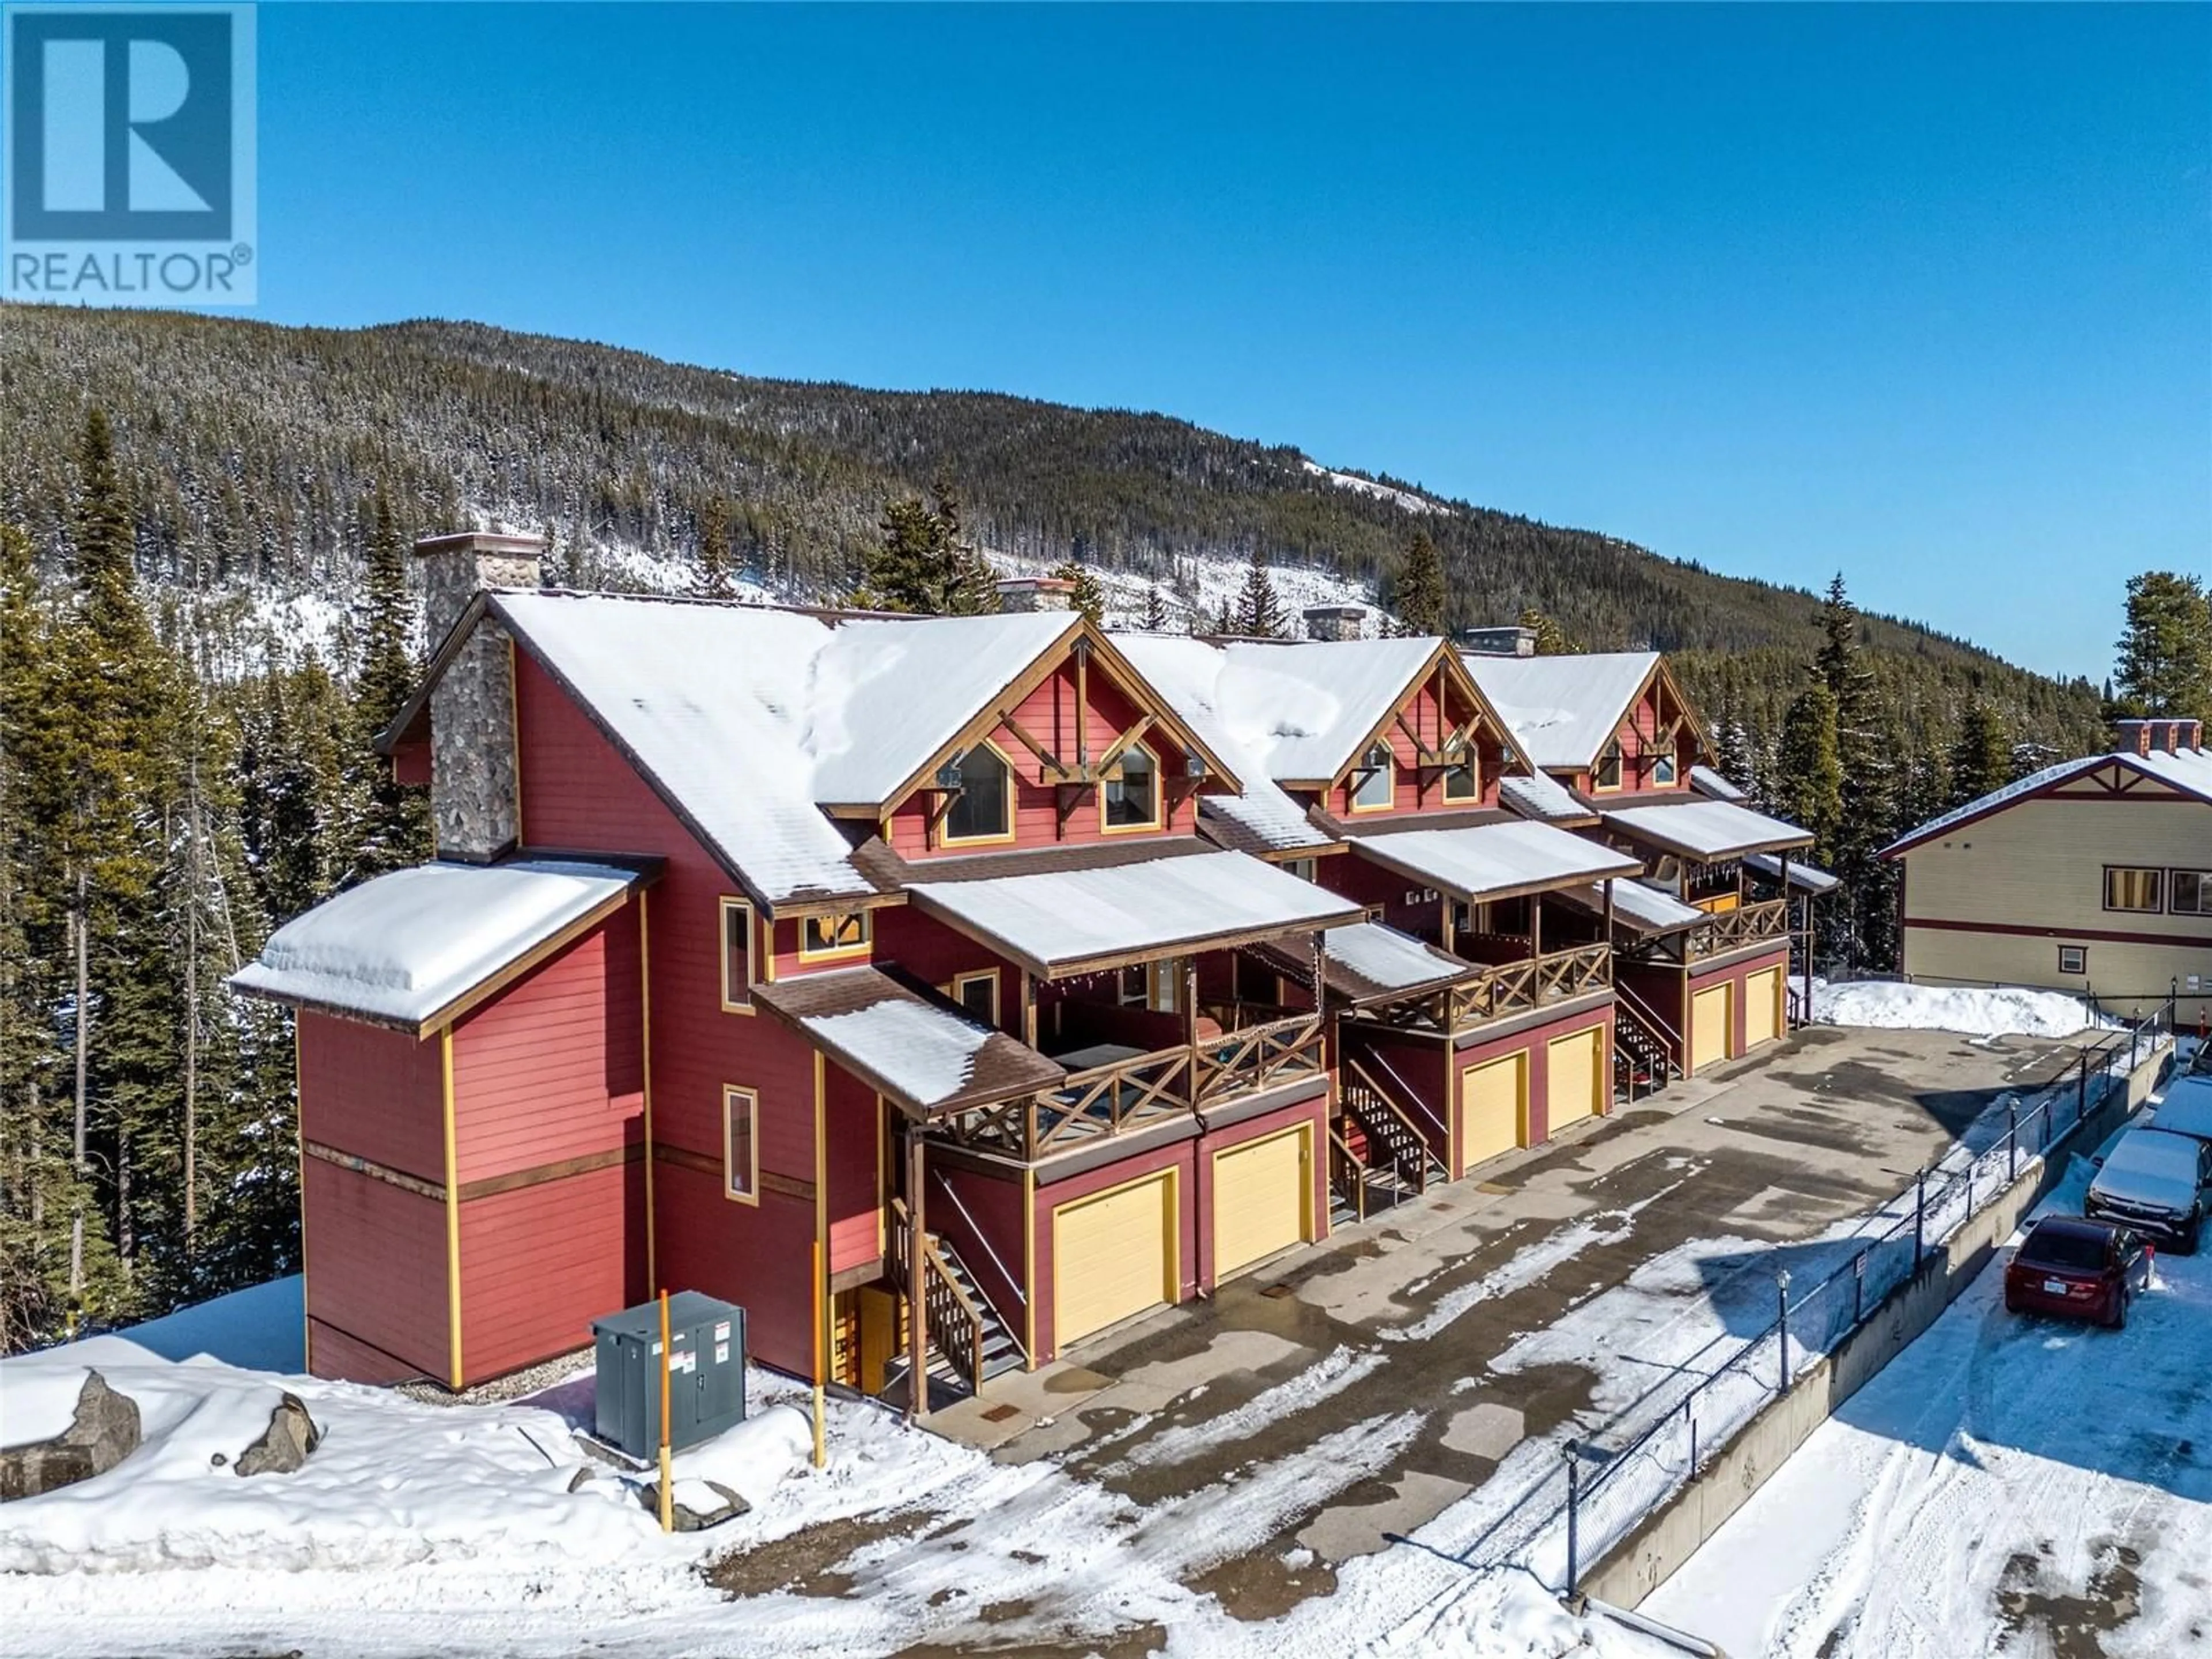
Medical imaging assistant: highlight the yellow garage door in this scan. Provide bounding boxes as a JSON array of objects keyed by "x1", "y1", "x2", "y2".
[
  {"x1": 1744, "y1": 967, "x2": 1782, "y2": 1049},
  {"x1": 1691, "y1": 982, "x2": 1733, "y2": 1074},
  {"x1": 1547, "y1": 1028, "x2": 1603, "y2": 1132},
  {"x1": 1213, "y1": 1128, "x2": 1310, "y2": 1281},
  {"x1": 1461, "y1": 1051, "x2": 1528, "y2": 1170},
  {"x1": 1054, "y1": 1172, "x2": 1176, "y2": 1347}
]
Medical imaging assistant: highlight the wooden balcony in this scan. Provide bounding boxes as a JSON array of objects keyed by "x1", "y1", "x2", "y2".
[
  {"x1": 1683, "y1": 896, "x2": 1788, "y2": 962},
  {"x1": 1363, "y1": 941, "x2": 1613, "y2": 1036},
  {"x1": 935, "y1": 1013, "x2": 1325, "y2": 1163}
]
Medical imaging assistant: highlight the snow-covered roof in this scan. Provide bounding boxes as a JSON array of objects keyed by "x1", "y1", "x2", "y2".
[
  {"x1": 1218, "y1": 637, "x2": 1454, "y2": 782},
  {"x1": 1317, "y1": 922, "x2": 1474, "y2": 998},
  {"x1": 908, "y1": 850, "x2": 1362, "y2": 978},
  {"x1": 492, "y1": 592, "x2": 1108, "y2": 907},
  {"x1": 1688, "y1": 764, "x2": 1745, "y2": 803},
  {"x1": 1554, "y1": 878, "x2": 1707, "y2": 935},
  {"x1": 1881, "y1": 746, "x2": 2212, "y2": 858},
  {"x1": 1498, "y1": 771, "x2": 1594, "y2": 825},
  {"x1": 1744, "y1": 851, "x2": 1841, "y2": 895},
  {"x1": 1113, "y1": 633, "x2": 1334, "y2": 853},
  {"x1": 1350, "y1": 820, "x2": 1642, "y2": 903},
  {"x1": 1461, "y1": 652, "x2": 1661, "y2": 771},
  {"x1": 1601, "y1": 798, "x2": 1813, "y2": 860},
  {"x1": 753, "y1": 968, "x2": 1067, "y2": 1115},
  {"x1": 229, "y1": 859, "x2": 641, "y2": 1030}
]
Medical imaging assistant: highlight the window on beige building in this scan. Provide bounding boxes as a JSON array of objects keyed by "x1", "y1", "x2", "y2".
[
  {"x1": 2172, "y1": 870, "x2": 2212, "y2": 916},
  {"x1": 2103, "y1": 867, "x2": 2163, "y2": 914}
]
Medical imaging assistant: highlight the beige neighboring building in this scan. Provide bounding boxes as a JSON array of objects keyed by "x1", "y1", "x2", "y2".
[{"x1": 1884, "y1": 718, "x2": 2212, "y2": 1022}]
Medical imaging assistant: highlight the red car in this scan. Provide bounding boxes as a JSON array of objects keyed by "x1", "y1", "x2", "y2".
[{"x1": 2003, "y1": 1216, "x2": 2153, "y2": 1330}]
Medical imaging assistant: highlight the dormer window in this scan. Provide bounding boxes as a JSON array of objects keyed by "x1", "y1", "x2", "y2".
[
  {"x1": 1442, "y1": 762, "x2": 1479, "y2": 802},
  {"x1": 944, "y1": 743, "x2": 1014, "y2": 844},
  {"x1": 1351, "y1": 743, "x2": 1396, "y2": 811},
  {"x1": 1651, "y1": 752, "x2": 1679, "y2": 787},
  {"x1": 1594, "y1": 740, "x2": 1624, "y2": 792},
  {"x1": 801, "y1": 910, "x2": 872, "y2": 960},
  {"x1": 1103, "y1": 743, "x2": 1162, "y2": 831}
]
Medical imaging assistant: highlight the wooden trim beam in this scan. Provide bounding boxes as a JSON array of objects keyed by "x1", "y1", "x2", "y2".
[{"x1": 998, "y1": 710, "x2": 1069, "y2": 778}]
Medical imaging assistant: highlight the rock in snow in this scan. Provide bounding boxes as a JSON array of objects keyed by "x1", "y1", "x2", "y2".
[
  {"x1": 0, "y1": 1370, "x2": 142, "y2": 1502},
  {"x1": 234, "y1": 1391, "x2": 321, "y2": 1478}
]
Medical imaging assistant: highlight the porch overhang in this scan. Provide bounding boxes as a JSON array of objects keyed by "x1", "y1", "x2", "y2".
[
  {"x1": 1348, "y1": 820, "x2": 1641, "y2": 906},
  {"x1": 1744, "y1": 851, "x2": 1840, "y2": 896},
  {"x1": 1245, "y1": 921, "x2": 1476, "y2": 1007},
  {"x1": 907, "y1": 849, "x2": 1362, "y2": 980},
  {"x1": 1600, "y1": 800, "x2": 1813, "y2": 862},
  {"x1": 752, "y1": 967, "x2": 1068, "y2": 1118},
  {"x1": 1552, "y1": 879, "x2": 1706, "y2": 937}
]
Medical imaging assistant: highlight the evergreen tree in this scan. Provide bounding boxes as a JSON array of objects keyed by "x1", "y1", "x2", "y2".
[
  {"x1": 1236, "y1": 547, "x2": 1286, "y2": 638},
  {"x1": 1776, "y1": 685, "x2": 1844, "y2": 858},
  {"x1": 2112, "y1": 571, "x2": 2211, "y2": 721},
  {"x1": 1946, "y1": 700, "x2": 2011, "y2": 809},
  {"x1": 697, "y1": 497, "x2": 733, "y2": 600},
  {"x1": 1518, "y1": 607, "x2": 1577, "y2": 655},
  {"x1": 349, "y1": 491, "x2": 427, "y2": 882},
  {"x1": 1051, "y1": 560, "x2": 1107, "y2": 626},
  {"x1": 862, "y1": 476, "x2": 998, "y2": 615},
  {"x1": 1393, "y1": 530, "x2": 1447, "y2": 637},
  {"x1": 1142, "y1": 584, "x2": 1170, "y2": 632}
]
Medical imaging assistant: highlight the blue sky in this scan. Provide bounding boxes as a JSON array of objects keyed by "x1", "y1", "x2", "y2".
[{"x1": 251, "y1": 3, "x2": 2208, "y2": 681}]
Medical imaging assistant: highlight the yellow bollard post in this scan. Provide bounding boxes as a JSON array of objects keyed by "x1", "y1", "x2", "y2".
[{"x1": 656, "y1": 1287, "x2": 674, "y2": 1535}]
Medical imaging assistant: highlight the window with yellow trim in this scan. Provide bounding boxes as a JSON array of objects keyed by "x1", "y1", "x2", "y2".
[
  {"x1": 1442, "y1": 762, "x2": 1479, "y2": 802},
  {"x1": 723, "y1": 1086, "x2": 759, "y2": 1204},
  {"x1": 951, "y1": 969, "x2": 999, "y2": 1025},
  {"x1": 719, "y1": 897, "x2": 755, "y2": 1012},
  {"x1": 1351, "y1": 743, "x2": 1395, "y2": 810},
  {"x1": 1594, "y1": 740, "x2": 1624, "y2": 791},
  {"x1": 1650, "y1": 751, "x2": 1679, "y2": 786},
  {"x1": 944, "y1": 744, "x2": 1014, "y2": 843},
  {"x1": 1103, "y1": 743, "x2": 1162, "y2": 830},
  {"x1": 801, "y1": 910, "x2": 873, "y2": 959}
]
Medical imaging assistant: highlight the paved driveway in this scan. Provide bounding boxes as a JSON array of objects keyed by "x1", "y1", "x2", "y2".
[{"x1": 922, "y1": 1023, "x2": 2090, "y2": 1618}]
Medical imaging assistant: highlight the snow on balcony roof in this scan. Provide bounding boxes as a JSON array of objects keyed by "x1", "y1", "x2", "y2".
[
  {"x1": 806, "y1": 610, "x2": 1080, "y2": 804},
  {"x1": 1601, "y1": 798, "x2": 1813, "y2": 861},
  {"x1": 1350, "y1": 820, "x2": 1641, "y2": 904},
  {"x1": 1881, "y1": 746, "x2": 2212, "y2": 858},
  {"x1": 1553, "y1": 877, "x2": 1707, "y2": 935},
  {"x1": 228, "y1": 859, "x2": 641, "y2": 1030},
  {"x1": 1318, "y1": 922, "x2": 1474, "y2": 999},
  {"x1": 753, "y1": 968, "x2": 1067, "y2": 1116},
  {"x1": 908, "y1": 850, "x2": 1362, "y2": 979},
  {"x1": 1498, "y1": 771, "x2": 1594, "y2": 824},
  {"x1": 1744, "y1": 851, "x2": 1842, "y2": 895},
  {"x1": 1688, "y1": 764, "x2": 1745, "y2": 802},
  {"x1": 1113, "y1": 634, "x2": 1334, "y2": 853},
  {"x1": 1460, "y1": 652, "x2": 1660, "y2": 771}
]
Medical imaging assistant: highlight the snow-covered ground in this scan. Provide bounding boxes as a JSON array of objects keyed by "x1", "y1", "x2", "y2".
[
  {"x1": 1298, "y1": 459, "x2": 1450, "y2": 516},
  {"x1": 1646, "y1": 1126, "x2": 2211, "y2": 1658},
  {"x1": 1814, "y1": 978, "x2": 2112, "y2": 1041}
]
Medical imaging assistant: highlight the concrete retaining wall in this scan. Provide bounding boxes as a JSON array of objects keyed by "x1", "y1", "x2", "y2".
[{"x1": 1585, "y1": 1037, "x2": 2172, "y2": 1609}]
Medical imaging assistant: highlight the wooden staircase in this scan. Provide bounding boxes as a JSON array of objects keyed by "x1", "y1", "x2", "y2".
[
  {"x1": 1339, "y1": 1055, "x2": 1449, "y2": 1195},
  {"x1": 1612, "y1": 987, "x2": 1680, "y2": 1104},
  {"x1": 888, "y1": 1199, "x2": 1025, "y2": 1400}
]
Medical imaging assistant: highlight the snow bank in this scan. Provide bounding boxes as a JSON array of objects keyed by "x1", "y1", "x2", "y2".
[{"x1": 1814, "y1": 979, "x2": 2109, "y2": 1040}]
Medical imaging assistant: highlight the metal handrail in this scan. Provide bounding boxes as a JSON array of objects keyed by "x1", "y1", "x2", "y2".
[{"x1": 928, "y1": 1165, "x2": 1026, "y2": 1322}]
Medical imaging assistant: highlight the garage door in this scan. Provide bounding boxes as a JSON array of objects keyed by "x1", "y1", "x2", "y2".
[
  {"x1": 1744, "y1": 967, "x2": 1782, "y2": 1049},
  {"x1": 1054, "y1": 1172, "x2": 1176, "y2": 1347},
  {"x1": 1691, "y1": 982, "x2": 1733, "y2": 1074},
  {"x1": 1213, "y1": 1128, "x2": 1309, "y2": 1281},
  {"x1": 1461, "y1": 1051, "x2": 1528, "y2": 1169},
  {"x1": 1547, "y1": 1028, "x2": 1603, "y2": 1132}
]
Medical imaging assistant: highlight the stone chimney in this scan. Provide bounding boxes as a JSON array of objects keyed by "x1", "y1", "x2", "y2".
[
  {"x1": 2112, "y1": 716, "x2": 2203, "y2": 756},
  {"x1": 1462, "y1": 624, "x2": 1536, "y2": 658},
  {"x1": 1302, "y1": 604, "x2": 1369, "y2": 642},
  {"x1": 995, "y1": 575, "x2": 1076, "y2": 613},
  {"x1": 415, "y1": 531, "x2": 544, "y2": 863}
]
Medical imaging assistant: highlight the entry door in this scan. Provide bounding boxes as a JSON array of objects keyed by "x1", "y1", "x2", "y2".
[
  {"x1": 1054, "y1": 1172, "x2": 1176, "y2": 1347},
  {"x1": 1212, "y1": 1128, "x2": 1310, "y2": 1280},
  {"x1": 1461, "y1": 1051, "x2": 1529, "y2": 1169},
  {"x1": 1691, "y1": 982, "x2": 1734, "y2": 1074},
  {"x1": 1547, "y1": 1029, "x2": 1603, "y2": 1132},
  {"x1": 1744, "y1": 968, "x2": 1782, "y2": 1048}
]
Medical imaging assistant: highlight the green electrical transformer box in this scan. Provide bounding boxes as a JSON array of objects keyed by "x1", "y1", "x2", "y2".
[{"x1": 591, "y1": 1291, "x2": 747, "y2": 1460}]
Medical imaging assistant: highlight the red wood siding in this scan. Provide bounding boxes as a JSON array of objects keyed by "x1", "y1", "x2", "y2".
[
  {"x1": 306, "y1": 1318, "x2": 424, "y2": 1386},
  {"x1": 873, "y1": 908, "x2": 1016, "y2": 1032},
  {"x1": 450, "y1": 917, "x2": 643, "y2": 1183},
  {"x1": 1319, "y1": 845, "x2": 1441, "y2": 941},
  {"x1": 927, "y1": 1157, "x2": 1029, "y2": 1343},
  {"x1": 457, "y1": 1162, "x2": 641, "y2": 1382},
  {"x1": 889, "y1": 656, "x2": 1213, "y2": 859},
  {"x1": 514, "y1": 649, "x2": 824, "y2": 1374},
  {"x1": 824, "y1": 1066, "x2": 884, "y2": 1276},
  {"x1": 297, "y1": 1012, "x2": 443, "y2": 1180},
  {"x1": 301, "y1": 1158, "x2": 448, "y2": 1382},
  {"x1": 1325, "y1": 671, "x2": 1510, "y2": 820}
]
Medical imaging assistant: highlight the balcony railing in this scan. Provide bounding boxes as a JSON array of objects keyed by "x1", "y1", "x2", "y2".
[
  {"x1": 1194, "y1": 1013, "x2": 1325, "y2": 1105},
  {"x1": 1365, "y1": 941, "x2": 1613, "y2": 1035},
  {"x1": 1684, "y1": 897, "x2": 1788, "y2": 961}
]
